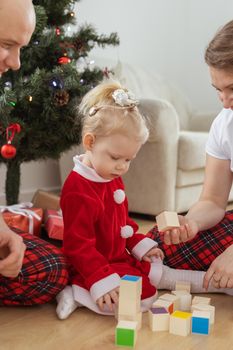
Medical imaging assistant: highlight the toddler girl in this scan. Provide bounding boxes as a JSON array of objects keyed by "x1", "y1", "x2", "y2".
[{"x1": 56, "y1": 81, "x2": 232, "y2": 320}]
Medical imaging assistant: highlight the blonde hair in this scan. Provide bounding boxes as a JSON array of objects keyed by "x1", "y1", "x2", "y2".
[{"x1": 79, "y1": 81, "x2": 149, "y2": 144}]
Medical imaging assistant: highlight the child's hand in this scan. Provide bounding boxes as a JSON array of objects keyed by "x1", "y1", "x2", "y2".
[
  {"x1": 96, "y1": 287, "x2": 119, "y2": 311},
  {"x1": 162, "y1": 215, "x2": 199, "y2": 245},
  {"x1": 142, "y1": 247, "x2": 164, "y2": 262}
]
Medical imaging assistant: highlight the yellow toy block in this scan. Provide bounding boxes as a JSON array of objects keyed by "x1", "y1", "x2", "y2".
[
  {"x1": 156, "y1": 211, "x2": 180, "y2": 232},
  {"x1": 169, "y1": 311, "x2": 192, "y2": 336}
]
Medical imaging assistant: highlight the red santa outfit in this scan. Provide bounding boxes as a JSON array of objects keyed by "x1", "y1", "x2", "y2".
[{"x1": 60, "y1": 155, "x2": 163, "y2": 314}]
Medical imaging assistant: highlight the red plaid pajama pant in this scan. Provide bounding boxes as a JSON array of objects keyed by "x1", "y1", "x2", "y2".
[
  {"x1": 147, "y1": 210, "x2": 233, "y2": 271},
  {"x1": 0, "y1": 230, "x2": 68, "y2": 306}
]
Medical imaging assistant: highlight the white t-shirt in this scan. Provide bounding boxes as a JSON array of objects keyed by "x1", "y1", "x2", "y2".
[{"x1": 206, "y1": 108, "x2": 233, "y2": 171}]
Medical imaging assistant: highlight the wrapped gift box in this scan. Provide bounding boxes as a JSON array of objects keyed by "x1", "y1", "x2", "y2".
[
  {"x1": 44, "y1": 209, "x2": 64, "y2": 240},
  {"x1": 1, "y1": 203, "x2": 43, "y2": 236},
  {"x1": 32, "y1": 189, "x2": 60, "y2": 211}
]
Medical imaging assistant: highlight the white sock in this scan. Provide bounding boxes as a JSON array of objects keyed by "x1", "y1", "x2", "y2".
[
  {"x1": 56, "y1": 285, "x2": 80, "y2": 320},
  {"x1": 158, "y1": 265, "x2": 233, "y2": 295}
]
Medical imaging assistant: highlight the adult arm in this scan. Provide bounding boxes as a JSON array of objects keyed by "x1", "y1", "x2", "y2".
[
  {"x1": 163, "y1": 155, "x2": 232, "y2": 244},
  {"x1": 0, "y1": 213, "x2": 26, "y2": 277},
  {"x1": 186, "y1": 154, "x2": 232, "y2": 229}
]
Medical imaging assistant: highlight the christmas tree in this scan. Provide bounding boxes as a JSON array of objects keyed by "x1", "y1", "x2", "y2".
[{"x1": 0, "y1": 0, "x2": 119, "y2": 205}]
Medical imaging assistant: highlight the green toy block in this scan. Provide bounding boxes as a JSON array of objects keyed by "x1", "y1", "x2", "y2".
[{"x1": 115, "y1": 320, "x2": 137, "y2": 347}]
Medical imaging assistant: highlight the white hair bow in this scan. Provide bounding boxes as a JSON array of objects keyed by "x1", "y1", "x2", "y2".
[{"x1": 112, "y1": 89, "x2": 138, "y2": 107}]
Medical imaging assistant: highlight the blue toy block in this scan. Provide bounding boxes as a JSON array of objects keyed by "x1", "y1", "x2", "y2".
[
  {"x1": 192, "y1": 314, "x2": 210, "y2": 335},
  {"x1": 121, "y1": 275, "x2": 140, "y2": 282}
]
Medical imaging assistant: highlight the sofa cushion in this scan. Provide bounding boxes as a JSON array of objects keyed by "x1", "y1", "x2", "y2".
[
  {"x1": 176, "y1": 169, "x2": 204, "y2": 187},
  {"x1": 178, "y1": 131, "x2": 208, "y2": 170}
]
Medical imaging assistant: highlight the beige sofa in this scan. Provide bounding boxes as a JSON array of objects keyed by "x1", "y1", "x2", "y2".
[{"x1": 59, "y1": 61, "x2": 233, "y2": 215}]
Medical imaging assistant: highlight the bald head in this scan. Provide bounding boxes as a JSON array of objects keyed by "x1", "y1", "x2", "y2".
[{"x1": 0, "y1": 0, "x2": 36, "y2": 74}]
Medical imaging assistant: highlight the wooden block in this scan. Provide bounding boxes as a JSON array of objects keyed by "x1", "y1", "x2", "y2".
[
  {"x1": 115, "y1": 320, "x2": 138, "y2": 347},
  {"x1": 118, "y1": 312, "x2": 142, "y2": 330},
  {"x1": 148, "y1": 307, "x2": 170, "y2": 331},
  {"x1": 172, "y1": 290, "x2": 192, "y2": 311},
  {"x1": 192, "y1": 296, "x2": 211, "y2": 305},
  {"x1": 156, "y1": 211, "x2": 180, "y2": 232},
  {"x1": 169, "y1": 311, "x2": 192, "y2": 336},
  {"x1": 118, "y1": 275, "x2": 142, "y2": 316},
  {"x1": 191, "y1": 310, "x2": 211, "y2": 335},
  {"x1": 159, "y1": 293, "x2": 180, "y2": 311},
  {"x1": 119, "y1": 275, "x2": 142, "y2": 297},
  {"x1": 191, "y1": 304, "x2": 215, "y2": 324},
  {"x1": 152, "y1": 299, "x2": 174, "y2": 314},
  {"x1": 175, "y1": 281, "x2": 191, "y2": 293},
  {"x1": 118, "y1": 296, "x2": 140, "y2": 316}
]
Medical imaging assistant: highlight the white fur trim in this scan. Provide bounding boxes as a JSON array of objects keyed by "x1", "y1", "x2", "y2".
[
  {"x1": 131, "y1": 237, "x2": 158, "y2": 260},
  {"x1": 73, "y1": 155, "x2": 111, "y2": 183},
  {"x1": 72, "y1": 285, "x2": 158, "y2": 315},
  {"x1": 90, "y1": 273, "x2": 121, "y2": 302},
  {"x1": 113, "y1": 189, "x2": 125, "y2": 204},
  {"x1": 72, "y1": 285, "x2": 114, "y2": 315},
  {"x1": 121, "y1": 225, "x2": 134, "y2": 238}
]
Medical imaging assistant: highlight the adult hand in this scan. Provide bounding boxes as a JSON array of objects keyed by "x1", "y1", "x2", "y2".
[
  {"x1": 0, "y1": 229, "x2": 26, "y2": 277},
  {"x1": 162, "y1": 215, "x2": 199, "y2": 245},
  {"x1": 203, "y1": 245, "x2": 233, "y2": 290},
  {"x1": 96, "y1": 287, "x2": 119, "y2": 311}
]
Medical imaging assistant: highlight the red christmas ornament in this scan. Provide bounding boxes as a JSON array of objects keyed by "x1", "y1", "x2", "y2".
[
  {"x1": 0, "y1": 123, "x2": 22, "y2": 159},
  {"x1": 1, "y1": 143, "x2": 16, "y2": 159},
  {"x1": 58, "y1": 56, "x2": 71, "y2": 65}
]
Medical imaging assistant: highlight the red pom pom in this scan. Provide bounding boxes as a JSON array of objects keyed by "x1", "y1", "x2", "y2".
[{"x1": 1, "y1": 144, "x2": 16, "y2": 159}]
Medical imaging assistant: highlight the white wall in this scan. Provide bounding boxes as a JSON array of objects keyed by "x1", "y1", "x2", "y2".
[
  {"x1": 75, "y1": 0, "x2": 233, "y2": 113},
  {"x1": 2, "y1": 1, "x2": 233, "y2": 204},
  {"x1": 0, "y1": 160, "x2": 61, "y2": 205}
]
